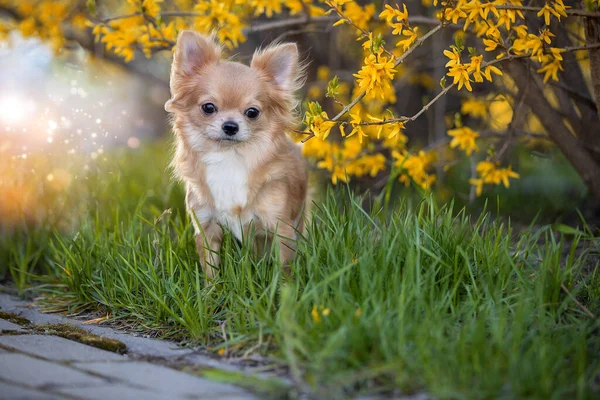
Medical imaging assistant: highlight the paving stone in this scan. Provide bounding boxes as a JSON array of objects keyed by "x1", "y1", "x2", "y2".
[
  {"x1": 0, "y1": 353, "x2": 106, "y2": 389},
  {"x1": 0, "y1": 293, "x2": 195, "y2": 359},
  {"x1": 0, "y1": 292, "x2": 267, "y2": 398},
  {"x1": 0, "y1": 381, "x2": 65, "y2": 400},
  {"x1": 58, "y1": 384, "x2": 167, "y2": 400},
  {"x1": 0, "y1": 335, "x2": 124, "y2": 362},
  {"x1": 0, "y1": 318, "x2": 23, "y2": 332},
  {"x1": 73, "y1": 361, "x2": 255, "y2": 399}
]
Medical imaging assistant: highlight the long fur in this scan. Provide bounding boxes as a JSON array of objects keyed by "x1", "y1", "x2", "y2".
[{"x1": 166, "y1": 30, "x2": 309, "y2": 279}]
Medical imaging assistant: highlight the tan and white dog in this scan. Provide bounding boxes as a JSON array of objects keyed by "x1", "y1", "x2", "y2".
[{"x1": 165, "y1": 31, "x2": 308, "y2": 278}]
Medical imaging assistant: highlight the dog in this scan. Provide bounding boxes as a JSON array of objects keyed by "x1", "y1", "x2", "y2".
[{"x1": 165, "y1": 31, "x2": 308, "y2": 279}]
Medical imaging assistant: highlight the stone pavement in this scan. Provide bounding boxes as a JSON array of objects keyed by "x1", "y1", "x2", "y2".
[{"x1": 0, "y1": 292, "x2": 286, "y2": 400}]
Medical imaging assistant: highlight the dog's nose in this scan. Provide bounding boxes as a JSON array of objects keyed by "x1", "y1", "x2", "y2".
[{"x1": 222, "y1": 121, "x2": 239, "y2": 136}]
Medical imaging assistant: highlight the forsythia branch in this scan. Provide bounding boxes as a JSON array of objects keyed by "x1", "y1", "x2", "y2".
[
  {"x1": 330, "y1": 23, "x2": 445, "y2": 122},
  {"x1": 494, "y1": 5, "x2": 600, "y2": 18},
  {"x1": 306, "y1": 41, "x2": 600, "y2": 139}
]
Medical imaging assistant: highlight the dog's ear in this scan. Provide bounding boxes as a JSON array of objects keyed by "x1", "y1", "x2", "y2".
[
  {"x1": 166, "y1": 31, "x2": 221, "y2": 112},
  {"x1": 251, "y1": 43, "x2": 303, "y2": 91},
  {"x1": 172, "y1": 30, "x2": 221, "y2": 76}
]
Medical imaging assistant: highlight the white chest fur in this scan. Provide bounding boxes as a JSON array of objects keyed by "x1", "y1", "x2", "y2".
[{"x1": 197, "y1": 150, "x2": 252, "y2": 240}]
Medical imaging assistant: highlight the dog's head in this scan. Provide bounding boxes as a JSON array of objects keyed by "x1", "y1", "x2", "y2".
[{"x1": 166, "y1": 31, "x2": 305, "y2": 150}]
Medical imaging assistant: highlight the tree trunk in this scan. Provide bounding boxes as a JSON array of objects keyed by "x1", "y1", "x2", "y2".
[
  {"x1": 586, "y1": 17, "x2": 600, "y2": 118},
  {"x1": 506, "y1": 60, "x2": 600, "y2": 200}
]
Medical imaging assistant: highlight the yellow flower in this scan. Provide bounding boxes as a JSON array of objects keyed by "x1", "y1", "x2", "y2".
[
  {"x1": 549, "y1": 47, "x2": 565, "y2": 61},
  {"x1": 483, "y1": 65, "x2": 502, "y2": 81},
  {"x1": 386, "y1": 122, "x2": 407, "y2": 140},
  {"x1": 470, "y1": 160, "x2": 520, "y2": 196},
  {"x1": 476, "y1": 160, "x2": 496, "y2": 176},
  {"x1": 346, "y1": 112, "x2": 368, "y2": 143},
  {"x1": 536, "y1": 1, "x2": 568, "y2": 25},
  {"x1": 396, "y1": 27, "x2": 419, "y2": 51},
  {"x1": 311, "y1": 305, "x2": 321, "y2": 323},
  {"x1": 393, "y1": 150, "x2": 436, "y2": 189},
  {"x1": 142, "y1": 0, "x2": 163, "y2": 18},
  {"x1": 310, "y1": 115, "x2": 336, "y2": 140},
  {"x1": 341, "y1": 135, "x2": 363, "y2": 159},
  {"x1": 448, "y1": 126, "x2": 479, "y2": 156},
  {"x1": 469, "y1": 55, "x2": 484, "y2": 82},
  {"x1": 537, "y1": 60, "x2": 562, "y2": 82},
  {"x1": 444, "y1": 7, "x2": 467, "y2": 24},
  {"x1": 379, "y1": 3, "x2": 409, "y2": 25},
  {"x1": 469, "y1": 178, "x2": 484, "y2": 196},
  {"x1": 303, "y1": 137, "x2": 334, "y2": 159},
  {"x1": 498, "y1": 166, "x2": 520, "y2": 188},
  {"x1": 483, "y1": 39, "x2": 498, "y2": 51},
  {"x1": 331, "y1": 165, "x2": 349, "y2": 184},
  {"x1": 307, "y1": 85, "x2": 322, "y2": 100},
  {"x1": 353, "y1": 54, "x2": 396, "y2": 100},
  {"x1": 447, "y1": 64, "x2": 473, "y2": 91},
  {"x1": 444, "y1": 47, "x2": 461, "y2": 67},
  {"x1": 390, "y1": 22, "x2": 404, "y2": 36},
  {"x1": 286, "y1": 0, "x2": 325, "y2": 16},
  {"x1": 193, "y1": 0, "x2": 247, "y2": 49},
  {"x1": 252, "y1": 0, "x2": 283, "y2": 17},
  {"x1": 461, "y1": 98, "x2": 487, "y2": 119},
  {"x1": 365, "y1": 154, "x2": 386, "y2": 177},
  {"x1": 513, "y1": 33, "x2": 544, "y2": 60},
  {"x1": 317, "y1": 66, "x2": 330, "y2": 81},
  {"x1": 344, "y1": 2, "x2": 376, "y2": 31},
  {"x1": 304, "y1": 102, "x2": 336, "y2": 140},
  {"x1": 462, "y1": 1, "x2": 499, "y2": 30},
  {"x1": 537, "y1": 50, "x2": 565, "y2": 83},
  {"x1": 539, "y1": 28, "x2": 555, "y2": 45}
]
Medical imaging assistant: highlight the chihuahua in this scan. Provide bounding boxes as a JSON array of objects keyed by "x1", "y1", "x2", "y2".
[{"x1": 165, "y1": 31, "x2": 308, "y2": 278}]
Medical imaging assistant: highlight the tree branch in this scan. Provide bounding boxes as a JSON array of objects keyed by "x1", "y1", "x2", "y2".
[
  {"x1": 495, "y1": 5, "x2": 600, "y2": 18},
  {"x1": 329, "y1": 43, "x2": 600, "y2": 129},
  {"x1": 506, "y1": 59, "x2": 600, "y2": 199}
]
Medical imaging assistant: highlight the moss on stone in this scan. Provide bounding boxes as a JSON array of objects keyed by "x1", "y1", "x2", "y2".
[
  {"x1": 0, "y1": 310, "x2": 31, "y2": 326},
  {"x1": 33, "y1": 324, "x2": 127, "y2": 353},
  {"x1": 185, "y1": 366, "x2": 290, "y2": 399}
]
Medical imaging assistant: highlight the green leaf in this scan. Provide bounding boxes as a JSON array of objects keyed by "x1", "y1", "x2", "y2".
[
  {"x1": 455, "y1": 35, "x2": 463, "y2": 52},
  {"x1": 326, "y1": 76, "x2": 340, "y2": 98},
  {"x1": 551, "y1": 224, "x2": 583, "y2": 236}
]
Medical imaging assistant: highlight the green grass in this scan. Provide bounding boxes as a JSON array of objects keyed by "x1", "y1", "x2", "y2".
[{"x1": 1, "y1": 142, "x2": 600, "y2": 399}]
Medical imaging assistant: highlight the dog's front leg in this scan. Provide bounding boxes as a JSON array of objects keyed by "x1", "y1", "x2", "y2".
[
  {"x1": 195, "y1": 221, "x2": 223, "y2": 279},
  {"x1": 274, "y1": 222, "x2": 297, "y2": 274}
]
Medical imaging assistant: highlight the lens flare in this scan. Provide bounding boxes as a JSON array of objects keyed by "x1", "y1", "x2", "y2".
[{"x1": 0, "y1": 94, "x2": 36, "y2": 126}]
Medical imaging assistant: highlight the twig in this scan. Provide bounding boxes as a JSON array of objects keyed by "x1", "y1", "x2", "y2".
[
  {"x1": 408, "y1": 82, "x2": 455, "y2": 122},
  {"x1": 244, "y1": 16, "x2": 336, "y2": 33},
  {"x1": 495, "y1": 4, "x2": 600, "y2": 18},
  {"x1": 100, "y1": 12, "x2": 143, "y2": 23}
]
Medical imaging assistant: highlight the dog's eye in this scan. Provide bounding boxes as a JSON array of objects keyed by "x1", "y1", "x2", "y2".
[
  {"x1": 245, "y1": 107, "x2": 260, "y2": 120},
  {"x1": 201, "y1": 103, "x2": 217, "y2": 115}
]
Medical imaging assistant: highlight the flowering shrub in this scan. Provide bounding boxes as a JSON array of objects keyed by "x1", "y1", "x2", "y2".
[{"x1": 2, "y1": 0, "x2": 600, "y2": 198}]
